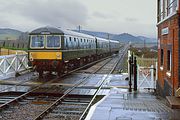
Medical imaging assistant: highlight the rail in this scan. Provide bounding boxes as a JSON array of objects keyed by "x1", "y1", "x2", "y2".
[
  {"x1": 33, "y1": 56, "x2": 114, "y2": 120},
  {"x1": 0, "y1": 47, "x2": 127, "y2": 119},
  {"x1": 79, "y1": 50, "x2": 125, "y2": 120},
  {"x1": 0, "y1": 55, "x2": 112, "y2": 112},
  {"x1": 0, "y1": 55, "x2": 112, "y2": 93}
]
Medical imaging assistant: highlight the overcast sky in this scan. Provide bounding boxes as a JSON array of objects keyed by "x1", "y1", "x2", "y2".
[{"x1": 0, "y1": 0, "x2": 157, "y2": 38}]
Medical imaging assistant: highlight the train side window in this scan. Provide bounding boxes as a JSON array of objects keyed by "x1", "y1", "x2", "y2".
[
  {"x1": 69, "y1": 37, "x2": 73, "y2": 49},
  {"x1": 77, "y1": 38, "x2": 79, "y2": 48},
  {"x1": 65, "y1": 37, "x2": 68, "y2": 49},
  {"x1": 87, "y1": 39, "x2": 89, "y2": 48}
]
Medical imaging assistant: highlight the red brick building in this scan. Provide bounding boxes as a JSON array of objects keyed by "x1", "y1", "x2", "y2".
[{"x1": 157, "y1": 0, "x2": 180, "y2": 96}]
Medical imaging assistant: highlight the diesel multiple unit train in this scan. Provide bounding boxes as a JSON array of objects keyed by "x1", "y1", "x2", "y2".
[{"x1": 28, "y1": 27, "x2": 120, "y2": 77}]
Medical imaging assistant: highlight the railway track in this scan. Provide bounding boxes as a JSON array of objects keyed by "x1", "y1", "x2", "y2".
[
  {"x1": 0, "y1": 54, "x2": 120, "y2": 120},
  {"x1": 0, "y1": 45, "x2": 128, "y2": 119},
  {"x1": 0, "y1": 55, "x2": 111, "y2": 96},
  {"x1": 33, "y1": 55, "x2": 121, "y2": 120},
  {"x1": 112, "y1": 44, "x2": 129, "y2": 74}
]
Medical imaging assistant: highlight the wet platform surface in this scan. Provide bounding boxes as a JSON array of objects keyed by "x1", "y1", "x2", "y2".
[
  {"x1": 0, "y1": 72, "x2": 129, "y2": 95},
  {"x1": 86, "y1": 90, "x2": 180, "y2": 120}
]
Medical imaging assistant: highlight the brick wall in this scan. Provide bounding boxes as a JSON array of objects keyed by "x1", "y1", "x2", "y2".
[{"x1": 157, "y1": 14, "x2": 179, "y2": 96}]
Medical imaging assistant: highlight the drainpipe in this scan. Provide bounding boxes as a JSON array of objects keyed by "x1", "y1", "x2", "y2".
[
  {"x1": 172, "y1": 29, "x2": 175, "y2": 96},
  {"x1": 175, "y1": 10, "x2": 180, "y2": 97}
]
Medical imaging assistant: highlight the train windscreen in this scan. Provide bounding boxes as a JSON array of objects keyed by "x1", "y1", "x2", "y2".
[
  {"x1": 31, "y1": 35, "x2": 44, "y2": 48},
  {"x1": 47, "y1": 36, "x2": 60, "y2": 48}
]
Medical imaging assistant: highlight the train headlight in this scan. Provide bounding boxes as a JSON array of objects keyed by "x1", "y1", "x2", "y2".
[
  {"x1": 56, "y1": 53, "x2": 60, "y2": 59},
  {"x1": 29, "y1": 53, "x2": 34, "y2": 61}
]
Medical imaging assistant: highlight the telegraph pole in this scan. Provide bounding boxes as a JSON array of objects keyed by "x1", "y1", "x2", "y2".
[{"x1": 78, "y1": 25, "x2": 81, "y2": 32}]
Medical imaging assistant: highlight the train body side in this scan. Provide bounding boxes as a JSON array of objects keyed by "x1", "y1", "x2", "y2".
[{"x1": 28, "y1": 27, "x2": 120, "y2": 77}]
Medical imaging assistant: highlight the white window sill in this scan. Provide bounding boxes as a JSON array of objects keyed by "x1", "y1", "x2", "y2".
[
  {"x1": 157, "y1": 11, "x2": 177, "y2": 26},
  {"x1": 166, "y1": 71, "x2": 171, "y2": 77},
  {"x1": 160, "y1": 66, "x2": 163, "y2": 71}
]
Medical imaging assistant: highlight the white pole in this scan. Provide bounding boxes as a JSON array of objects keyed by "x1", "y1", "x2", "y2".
[
  {"x1": 151, "y1": 65, "x2": 154, "y2": 89},
  {"x1": 128, "y1": 50, "x2": 131, "y2": 75},
  {"x1": 137, "y1": 64, "x2": 139, "y2": 88},
  {"x1": 155, "y1": 62, "x2": 158, "y2": 89}
]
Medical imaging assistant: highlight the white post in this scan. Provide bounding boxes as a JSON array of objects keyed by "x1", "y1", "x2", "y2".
[
  {"x1": 15, "y1": 52, "x2": 18, "y2": 72},
  {"x1": 137, "y1": 64, "x2": 139, "y2": 88},
  {"x1": 151, "y1": 65, "x2": 154, "y2": 89},
  {"x1": 15, "y1": 85, "x2": 17, "y2": 91},
  {"x1": 128, "y1": 50, "x2": 131, "y2": 76},
  {"x1": 3, "y1": 56, "x2": 6, "y2": 77},
  {"x1": 155, "y1": 62, "x2": 158, "y2": 89}
]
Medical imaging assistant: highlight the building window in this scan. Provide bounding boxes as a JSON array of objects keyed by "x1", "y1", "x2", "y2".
[
  {"x1": 161, "y1": 49, "x2": 164, "y2": 66},
  {"x1": 168, "y1": 0, "x2": 173, "y2": 15},
  {"x1": 164, "y1": 0, "x2": 168, "y2": 17},
  {"x1": 167, "y1": 50, "x2": 171, "y2": 71},
  {"x1": 167, "y1": 0, "x2": 177, "y2": 15},
  {"x1": 160, "y1": 0, "x2": 164, "y2": 20},
  {"x1": 158, "y1": 0, "x2": 177, "y2": 22}
]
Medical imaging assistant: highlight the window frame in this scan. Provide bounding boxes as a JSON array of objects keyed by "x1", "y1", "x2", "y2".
[
  {"x1": 46, "y1": 35, "x2": 61, "y2": 49},
  {"x1": 30, "y1": 35, "x2": 45, "y2": 49},
  {"x1": 167, "y1": 50, "x2": 172, "y2": 71}
]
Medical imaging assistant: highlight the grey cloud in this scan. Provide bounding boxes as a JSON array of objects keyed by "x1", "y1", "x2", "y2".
[
  {"x1": 0, "y1": 0, "x2": 89, "y2": 28},
  {"x1": 93, "y1": 12, "x2": 108, "y2": 19},
  {"x1": 92, "y1": 11, "x2": 116, "y2": 20},
  {"x1": 125, "y1": 17, "x2": 138, "y2": 22}
]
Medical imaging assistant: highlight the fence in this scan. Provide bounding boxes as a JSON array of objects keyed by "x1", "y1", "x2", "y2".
[
  {"x1": 137, "y1": 64, "x2": 157, "y2": 89},
  {"x1": 0, "y1": 52, "x2": 29, "y2": 79},
  {"x1": 128, "y1": 51, "x2": 157, "y2": 90}
]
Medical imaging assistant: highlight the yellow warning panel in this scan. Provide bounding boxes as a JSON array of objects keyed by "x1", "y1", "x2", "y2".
[{"x1": 30, "y1": 52, "x2": 62, "y2": 60}]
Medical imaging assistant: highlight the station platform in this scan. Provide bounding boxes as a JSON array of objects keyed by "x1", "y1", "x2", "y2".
[{"x1": 86, "y1": 89, "x2": 180, "y2": 120}]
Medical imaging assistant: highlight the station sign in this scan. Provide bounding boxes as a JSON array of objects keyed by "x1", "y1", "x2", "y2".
[{"x1": 161, "y1": 27, "x2": 169, "y2": 35}]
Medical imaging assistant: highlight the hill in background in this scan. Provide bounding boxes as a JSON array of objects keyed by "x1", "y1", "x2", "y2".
[
  {"x1": 74, "y1": 30, "x2": 157, "y2": 43},
  {"x1": 0, "y1": 28, "x2": 23, "y2": 40},
  {"x1": 0, "y1": 28, "x2": 157, "y2": 44}
]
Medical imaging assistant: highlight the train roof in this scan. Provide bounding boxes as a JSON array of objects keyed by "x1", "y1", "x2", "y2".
[
  {"x1": 109, "y1": 39, "x2": 120, "y2": 43},
  {"x1": 30, "y1": 26, "x2": 94, "y2": 39},
  {"x1": 30, "y1": 27, "x2": 63, "y2": 35},
  {"x1": 30, "y1": 27, "x2": 120, "y2": 43},
  {"x1": 96, "y1": 37, "x2": 109, "y2": 42},
  {"x1": 96, "y1": 37, "x2": 119, "y2": 43}
]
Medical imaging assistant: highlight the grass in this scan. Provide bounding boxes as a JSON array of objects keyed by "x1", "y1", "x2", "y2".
[
  {"x1": 3, "y1": 46, "x2": 28, "y2": 51},
  {"x1": 130, "y1": 47, "x2": 158, "y2": 58},
  {"x1": 0, "y1": 34, "x2": 19, "y2": 40}
]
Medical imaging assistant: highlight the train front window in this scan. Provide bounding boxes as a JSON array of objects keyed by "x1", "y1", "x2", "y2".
[
  {"x1": 31, "y1": 35, "x2": 44, "y2": 48},
  {"x1": 47, "y1": 36, "x2": 60, "y2": 48}
]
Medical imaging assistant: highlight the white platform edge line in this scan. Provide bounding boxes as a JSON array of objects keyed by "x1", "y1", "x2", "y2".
[{"x1": 85, "y1": 93, "x2": 110, "y2": 120}]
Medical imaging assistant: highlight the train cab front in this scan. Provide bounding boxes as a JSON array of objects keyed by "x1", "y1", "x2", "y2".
[{"x1": 28, "y1": 27, "x2": 64, "y2": 77}]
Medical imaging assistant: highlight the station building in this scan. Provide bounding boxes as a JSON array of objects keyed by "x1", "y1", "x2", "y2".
[{"x1": 157, "y1": 0, "x2": 180, "y2": 96}]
